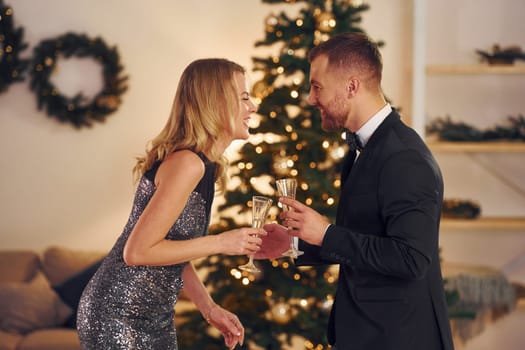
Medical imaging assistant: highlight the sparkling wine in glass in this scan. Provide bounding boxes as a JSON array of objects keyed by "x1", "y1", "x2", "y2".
[
  {"x1": 238, "y1": 196, "x2": 273, "y2": 273},
  {"x1": 276, "y1": 178, "x2": 304, "y2": 258}
]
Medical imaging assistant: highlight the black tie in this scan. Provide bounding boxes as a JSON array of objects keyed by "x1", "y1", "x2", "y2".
[{"x1": 346, "y1": 132, "x2": 363, "y2": 152}]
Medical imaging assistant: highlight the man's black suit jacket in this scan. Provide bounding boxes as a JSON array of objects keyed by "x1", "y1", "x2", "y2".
[{"x1": 297, "y1": 111, "x2": 454, "y2": 350}]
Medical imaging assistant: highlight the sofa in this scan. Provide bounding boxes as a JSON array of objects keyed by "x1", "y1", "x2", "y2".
[{"x1": 0, "y1": 246, "x2": 104, "y2": 350}]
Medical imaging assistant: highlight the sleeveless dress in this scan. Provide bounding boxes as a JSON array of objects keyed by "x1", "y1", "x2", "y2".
[{"x1": 77, "y1": 152, "x2": 216, "y2": 349}]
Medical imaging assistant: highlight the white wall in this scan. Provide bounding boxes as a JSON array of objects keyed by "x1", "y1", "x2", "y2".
[{"x1": 0, "y1": 0, "x2": 409, "y2": 251}]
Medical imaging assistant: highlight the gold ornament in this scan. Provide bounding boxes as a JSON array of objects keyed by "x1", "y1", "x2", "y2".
[
  {"x1": 301, "y1": 118, "x2": 312, "y2": 128},
  {"x1": 316, "y1": 11, "x2": 336, "y2": 33},
  {"x1": 314, "y1": 30, "x2": 330, "y2": 46},
  {"x1": 96, "y1": 95, "x2": 119, "y2": 109},
  {"x1": 252, "y1": 80, "x2": 272, "y2": 99},
  {"x1": 271, "y1": 302, "x2": 292, "y2": 324}
]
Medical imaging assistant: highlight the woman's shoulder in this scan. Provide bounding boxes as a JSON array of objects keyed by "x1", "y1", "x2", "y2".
[
  {"x1": 151, "y1": 150, "x2": 204, "y2": 190},
  {"x1": 147, "y1": 149, "x2": 209, "y2": 189},
  {"x1": 162, "y1": 149, "x2": 206, "y2": 175}
]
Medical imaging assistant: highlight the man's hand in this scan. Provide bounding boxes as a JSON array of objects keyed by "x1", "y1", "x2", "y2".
[
  {"x1": 254, "y1": 223, "x2": 290, "y2": 259},
  {"x1": 278, "y1": 197, "x2": 330, "y2": 246}
]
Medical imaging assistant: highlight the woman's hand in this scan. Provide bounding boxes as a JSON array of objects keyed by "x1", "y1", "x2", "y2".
[
  {"x1": 218, "y1": 227, "x2": 266, "y2": 255},
  {"x1": 204, "y1": 304, "x2": 244, "y2": 349}
]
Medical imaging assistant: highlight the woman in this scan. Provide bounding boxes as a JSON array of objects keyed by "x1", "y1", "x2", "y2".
[{"x1": 77, "y1": 58, "x2": 263, "y2": 349}]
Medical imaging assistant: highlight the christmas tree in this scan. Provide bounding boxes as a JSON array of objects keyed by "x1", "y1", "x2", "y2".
[{"x1": 178, "y1": 1, "x2": 375, "y2": 349}]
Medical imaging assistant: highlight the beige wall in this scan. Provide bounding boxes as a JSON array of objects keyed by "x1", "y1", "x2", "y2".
[
  {"x1": 1, "y1": 1, "x2": 524, "y2": 283},
  {"x1": 0, "y1": 0, "x2": 410, "y2": 251}
]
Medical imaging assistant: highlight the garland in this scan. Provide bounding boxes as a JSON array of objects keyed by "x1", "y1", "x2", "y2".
[
  {"x1": 476, "y1": 44, "x2": 525, "y2": 65},
  {"x1": 442, "y1": 198, "x2": 481, "y2": 219},
  {"x1": 0, "y1": 0, "x2": 28, "y2": 93},
  {"x1": 426, "y1": 115, "x2": 525, "y2": 142},
  {"x1": 29, "y1": 32, "x2": 128, "y2": 128}
]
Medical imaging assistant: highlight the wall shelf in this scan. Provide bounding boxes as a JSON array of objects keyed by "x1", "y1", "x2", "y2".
[
  {"x1": 428, "y1": 141, "x2": 525, "y2": 153},
  {"x1": 426, "y1": 64, "x2": 525, "y2": 75},
  {"x1": 411, "y1": 0, "x2": 525, "y2": 236},
  {"x1": 441, "y1": 217, "x2": 525, "y2": 230}
]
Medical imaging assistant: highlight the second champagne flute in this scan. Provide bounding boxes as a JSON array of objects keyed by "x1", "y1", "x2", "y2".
[
  {"x1": 276, "y1": 178, "x2": 304, "y2": 258},
  {"x1": 238, "y1": 195, "x2": 273, "y2": 273}
]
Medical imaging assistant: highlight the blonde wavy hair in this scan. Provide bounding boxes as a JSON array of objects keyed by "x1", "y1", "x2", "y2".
[{"x1": 133, "y1": 58, "x2": 246, "y2": 191}]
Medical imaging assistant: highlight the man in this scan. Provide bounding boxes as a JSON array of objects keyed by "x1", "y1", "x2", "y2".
[{"x1": 258, "y1": 32, "x2": 454, "y2": 349}]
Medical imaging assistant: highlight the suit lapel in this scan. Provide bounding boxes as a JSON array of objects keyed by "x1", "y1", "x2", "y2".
[
  {"x1": 336, "y1": 110, "x2": 402, "y2": 224},
  {"x1": 341, "y1": 150, "x2": 357, "y2": 186}
]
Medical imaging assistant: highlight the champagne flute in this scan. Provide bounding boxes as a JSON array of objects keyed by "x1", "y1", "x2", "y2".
[
  {"x1": 238, "y1": 195, "x2": 273, "y2": 273},
  {"x1": 276, "y1": 178, "x2": 304, "y2": 258}
]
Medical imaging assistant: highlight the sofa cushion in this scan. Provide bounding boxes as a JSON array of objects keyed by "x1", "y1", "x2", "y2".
[
  {"x1": 41, "y1": 246, "x2": 105, "y2": 286},
  {"x1": 0, "y1": 272, "x2": 72, "y2": 335},
  {"x1": 54, "y1": 259, "x2": 103, "y2": 328},
  {"x1": 0, "y1": 251, "x2": 40, "y2": 283},
  {"x1": 0, "y1": 330, "x2": 22, "y2": 350},
  {"x1": 17, "y1": 329, "x2": 80, "y2": 350}
]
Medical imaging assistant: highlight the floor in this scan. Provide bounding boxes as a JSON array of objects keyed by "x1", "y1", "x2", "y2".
[{"x1": 461, "y1": 299, "x2": 525, "y2": 350}]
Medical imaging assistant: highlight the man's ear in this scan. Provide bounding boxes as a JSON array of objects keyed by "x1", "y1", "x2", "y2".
[{"x1": 347, "y1": 77, "x2": 360, "y2": 97}]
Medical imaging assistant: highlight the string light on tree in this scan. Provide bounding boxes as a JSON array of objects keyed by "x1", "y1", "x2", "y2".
[
  {"x1": 265, "y1": 14, "x2": 278, "y2": 32},
  {"x1": 318, "y1": 295, "x2": 334, "y2": 314}
]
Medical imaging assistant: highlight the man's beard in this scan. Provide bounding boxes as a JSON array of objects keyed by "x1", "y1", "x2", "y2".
[
  {"x1": 320, "y1": 108, "x2": 346, "y2": 131},
  {"x1": 319, "y1": 95, "x2": 348, "y2": 131}
]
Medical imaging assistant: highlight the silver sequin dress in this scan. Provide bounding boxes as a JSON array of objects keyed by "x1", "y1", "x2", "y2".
[{"x1": 77, "y1": 152, "x2": 216, "y2": 349}]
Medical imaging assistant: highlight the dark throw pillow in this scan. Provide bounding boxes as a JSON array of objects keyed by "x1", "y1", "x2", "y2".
[{"x1": 53, "y1": 259, "x2": 103, "y2": 328}]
